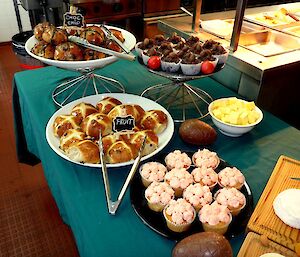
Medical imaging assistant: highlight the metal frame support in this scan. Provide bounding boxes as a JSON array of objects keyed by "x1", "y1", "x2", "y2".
[
  {"x1": 192, "y1": 0, "x2": 202, "y2": 32},
  {"x1": 230, "y1": 0, "x2": 248, "y2": 52},
  {"x1": 13, "y1": 0, "x2": 23, "y2": 33}
]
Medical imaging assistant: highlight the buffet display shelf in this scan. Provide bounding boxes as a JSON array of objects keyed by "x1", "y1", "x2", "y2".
[
  {"x1": 158, "y1": 2, "x2": 300, "y2": 78},
  {"x1": 157, "y1": 2, "x2": 300, "y2": 129}
]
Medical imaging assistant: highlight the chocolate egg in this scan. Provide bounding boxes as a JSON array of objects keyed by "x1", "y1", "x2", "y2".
[
  {"x1": 172, "y1": 232, "x2": 232, "y2": 257},
  {"x1": 179, "y1": 119, "x2": 217, "y2": 145}
]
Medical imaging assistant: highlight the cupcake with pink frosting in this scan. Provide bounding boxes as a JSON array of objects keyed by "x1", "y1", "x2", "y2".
[
  {"x1": 191, "y1": 167, "x2": 218, "y2": 189},
  {"x1": 199, "y1": 201, "x2": 232, "y2": 235},
  {"x1": 164, "y1": 168, "x2": 194, "y2": 197},
  {"x1": 165, "y1": 150, "x2": 192, "y2": 170},
  {"x1": 139, "y1": 162, "x2": 167, "y2": 187},
  {"x1": 192, "y1": 149, "x2": 220, "y2": 169},
  {"x1": 218, "y1": 167, "x2": 245, "y2": 190},
  {"x1": 215, "y1": 187, "x2": 246, "y2": 216},
  {"x1": 183, "y1": 184, "x2": 213, "y2": 212},
  {"x1": 145, "y1": 181, "x2": 175, "y2": 212},
  {"x1": 163, "y1": 198, "x2": 196, "y2": 232}
]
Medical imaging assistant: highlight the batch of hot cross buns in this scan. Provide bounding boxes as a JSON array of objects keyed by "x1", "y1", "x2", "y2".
[
  {"x1": 52, "y1": 96, "x2": 168, "y2": 164},
  {"x1": 31, "y1": 22, "x2": 125, "y2": 61}
]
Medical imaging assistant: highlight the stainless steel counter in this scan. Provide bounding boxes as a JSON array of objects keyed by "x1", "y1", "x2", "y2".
[{"x1": 157, "y1": 2, "x2": 300, "y2": 128}]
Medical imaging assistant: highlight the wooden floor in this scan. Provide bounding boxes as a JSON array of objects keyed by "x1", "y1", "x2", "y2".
[{"x1": 0, "y1": 43, "x2": 79, "y2": 256}]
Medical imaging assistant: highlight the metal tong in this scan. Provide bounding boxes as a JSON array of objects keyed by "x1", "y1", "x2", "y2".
[
  {"x1": 290, "y1": 177, "x2": 300, "y2": 181},
  {"x1": 99, "y1": 131, "x2": 147, "y2": 215},
  {"x1": 68, "y1": 36, "x2": 135, "y2": 61},
  {"x1": 100, "y1": 24, "x2": 131, "y2": 54}
]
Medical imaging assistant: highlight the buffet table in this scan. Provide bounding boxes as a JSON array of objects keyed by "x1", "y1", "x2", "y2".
[{"x1": 13, "y1": 58, "x2": 300, "y2": 257}]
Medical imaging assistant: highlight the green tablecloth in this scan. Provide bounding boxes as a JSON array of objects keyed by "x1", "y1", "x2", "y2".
[{"x1": 13, "y1": 59, "x2": 300, "y2": 257}]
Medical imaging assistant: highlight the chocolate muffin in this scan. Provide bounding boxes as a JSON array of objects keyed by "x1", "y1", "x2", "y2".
[
  {"x1": 167, "y1": 32, "x2": 184, "y2": 44},
  {"x1": 139, "y1": 38, "x2": 155, "y2": 51},
  {"x1": 162, "y1": 52, "x2": 180, "y2": 64},
  {"x1": 186, "y1": 36, "x2": 200, "y2": 46}
]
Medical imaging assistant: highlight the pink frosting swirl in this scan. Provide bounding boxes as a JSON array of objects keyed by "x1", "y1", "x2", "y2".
[
  {"x1": 164, "y1": 168, "x2": 194, "y2": 190},
  {"x1": 145, "y1": 182, "x2": 175, "y2": 205},
  {"x1": 215, "y1": 188, "x2": 246, "y2": 209},
  {"x1": 199, "y1": 202, "x2": 231, "y2": 226},
  {"x1": 165, "y1": 198, "x2": 195, "y2": 225},
  {"x1": 165, "y1": 150, "x2": 192, "y2": 169},
  {"x1": 191, "y1": 167, "x2": 218, "y2": 187},
  {"x1": 140, "y1": 162, "x2": 167, "y2": 182},
  {"x1": 192, "y1": 149, "x2": 220, "y2": 169},
  {"x1": 183, "y1": 184, "x2": 212, "y2": 207},
  {"x1": 218, "y1": 167, "x2": 245, "y2": 188}
]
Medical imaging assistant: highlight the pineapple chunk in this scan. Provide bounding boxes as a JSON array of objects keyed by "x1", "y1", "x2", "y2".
[
  {"x1": 227, "y1": 112, "x2": 239, "y2": 125},
  {"x1": 212, "y1": 97, "x2": 260, "y2": 125},
  {"x1": 212, "y1": 109, "x2": 223, "y2": 120},
  {"x1": 238, "y1": 111, "x2": 249, "y2": 125},
  {"x1": 245, "y1": 101, "x2": 256, "y2": 111}
]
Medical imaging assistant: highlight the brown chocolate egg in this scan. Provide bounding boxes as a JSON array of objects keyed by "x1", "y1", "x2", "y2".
[
  {"x1": 179, "y1": 119, "x2": 217, "y2": 145},
  {"x1": 172, "y1": 232, "x2": 232, "y2": 257}
]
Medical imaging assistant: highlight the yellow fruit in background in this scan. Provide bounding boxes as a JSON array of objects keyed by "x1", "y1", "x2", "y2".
[
  {"x1": 212, "y1": 98, "x2": 260, "y2": 125},
  {"x1": 212, "y1": 109, "x2": 223, "y2": 120},
  {"x1": 245, "y1": 101, "x2": 255, "y2": 110}
]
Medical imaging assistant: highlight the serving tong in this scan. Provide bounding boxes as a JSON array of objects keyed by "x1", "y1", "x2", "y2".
[
  {"x1": 290, "y1": 177, "x2": 300, "y2": 181},
  {"x1": 68, "y1": 36, "x2": 135, "y2": 61},
  {"x1": 99, "y1": 24, "x2": 131, "y2": 54},
  {"x1": 99, "y1": 131, "x2": 147, "y2": 215}
]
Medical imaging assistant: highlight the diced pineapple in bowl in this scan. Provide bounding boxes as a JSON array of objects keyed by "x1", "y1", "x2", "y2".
[{"x1": 208, "y1": 97, "x2": 263, "y2": 137}]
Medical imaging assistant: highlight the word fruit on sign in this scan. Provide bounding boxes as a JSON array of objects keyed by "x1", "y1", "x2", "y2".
[{"x1": 113, "y1": 115, "x2": 135, "y2": 132}]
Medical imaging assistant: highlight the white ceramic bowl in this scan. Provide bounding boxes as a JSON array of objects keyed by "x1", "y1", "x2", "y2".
[
  {"x1": 25, "y1": 25, "x2": 136, "y2": 70},
  {"x1": 208, "y1": 98, "x2": 263, "y2": 137}
]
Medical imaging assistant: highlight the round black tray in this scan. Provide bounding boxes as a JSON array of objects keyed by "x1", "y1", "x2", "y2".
[{"x1": 130, "y1": 151, "x2": 254, "y2": 241}]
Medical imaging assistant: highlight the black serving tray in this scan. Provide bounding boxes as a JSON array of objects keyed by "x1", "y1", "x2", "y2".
[{"x1": 130, "y1": 151, "x2": 253, "y2": 241}]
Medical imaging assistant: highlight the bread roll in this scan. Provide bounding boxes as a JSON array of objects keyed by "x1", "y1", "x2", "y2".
[
  {"x1": 80, "y1": 26, "x2": 105, "y2": 46},
  {"x1": 108, "y1": 104, "x2": 145, "y2": 124},
  {"x1": 105, "y1": 40, "x2": 122, "y2": 53},
  {"x1": 81, "y1": 113, "x2": 112, "y2": 139},
  {"x1": 53, "y1": 115, "x2": 81, "y2": 137},
  {"x1": 65, "y1": 27, "x2": 83, "y2": 37},
  {"x1": 34, "y1": 22, "x2": 50, "y2": 41},
  {"x1": 140, "y1": 110, "x2": 168, "y2": 134},
  {"x1": 96, "y1": 97, "x2": 122, "y2": 114},
  {"x1": 101, "y1": 134, "x2": 119, "y2": 154},
  {"x1": 54, "y1": 42, "x2": 83, "y2": 61},
  {"x1": 59, "y1": 129, "x2": 86, "y2": 151},
  {"x1": 31, "y1": 41, "x2": 55, "y2": 59},
  {"x1": 105, "y1": 141, "x2": 138, "y2": 164},
  {"x1": 129, "y1": 130, "x2": 158, "y2": 156},
  {"x1": 42, "y1": 25, "x2": 68, "y2": 45},
  {"x1": 71, "y1": 102, "x2": 98, "y2": 123},
  {"x1": 66, "y1": 140, "x2": 100, "y2": 164},
  {"x1": 109, "y1": 29, "x2": 125, "y2": 43},
  {"x1": 83, "y1": 49, "x2": 106, "y2": 61}
]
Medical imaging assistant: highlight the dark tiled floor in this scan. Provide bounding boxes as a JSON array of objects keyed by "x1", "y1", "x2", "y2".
[{"x1": 0, "y1": 43, "x2": 79, "y2": 256}]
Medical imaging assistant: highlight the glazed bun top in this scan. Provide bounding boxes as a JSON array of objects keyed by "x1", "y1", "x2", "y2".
[
  {"x1": 34, "y1": 22, "x2": 50, "y2": 41},
  {"x1": 80, "y1": 26, "x2": 105, "y2": 46},
  {"x1": 54, "y1": 42, "x2": 83, "y2": 61}
]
